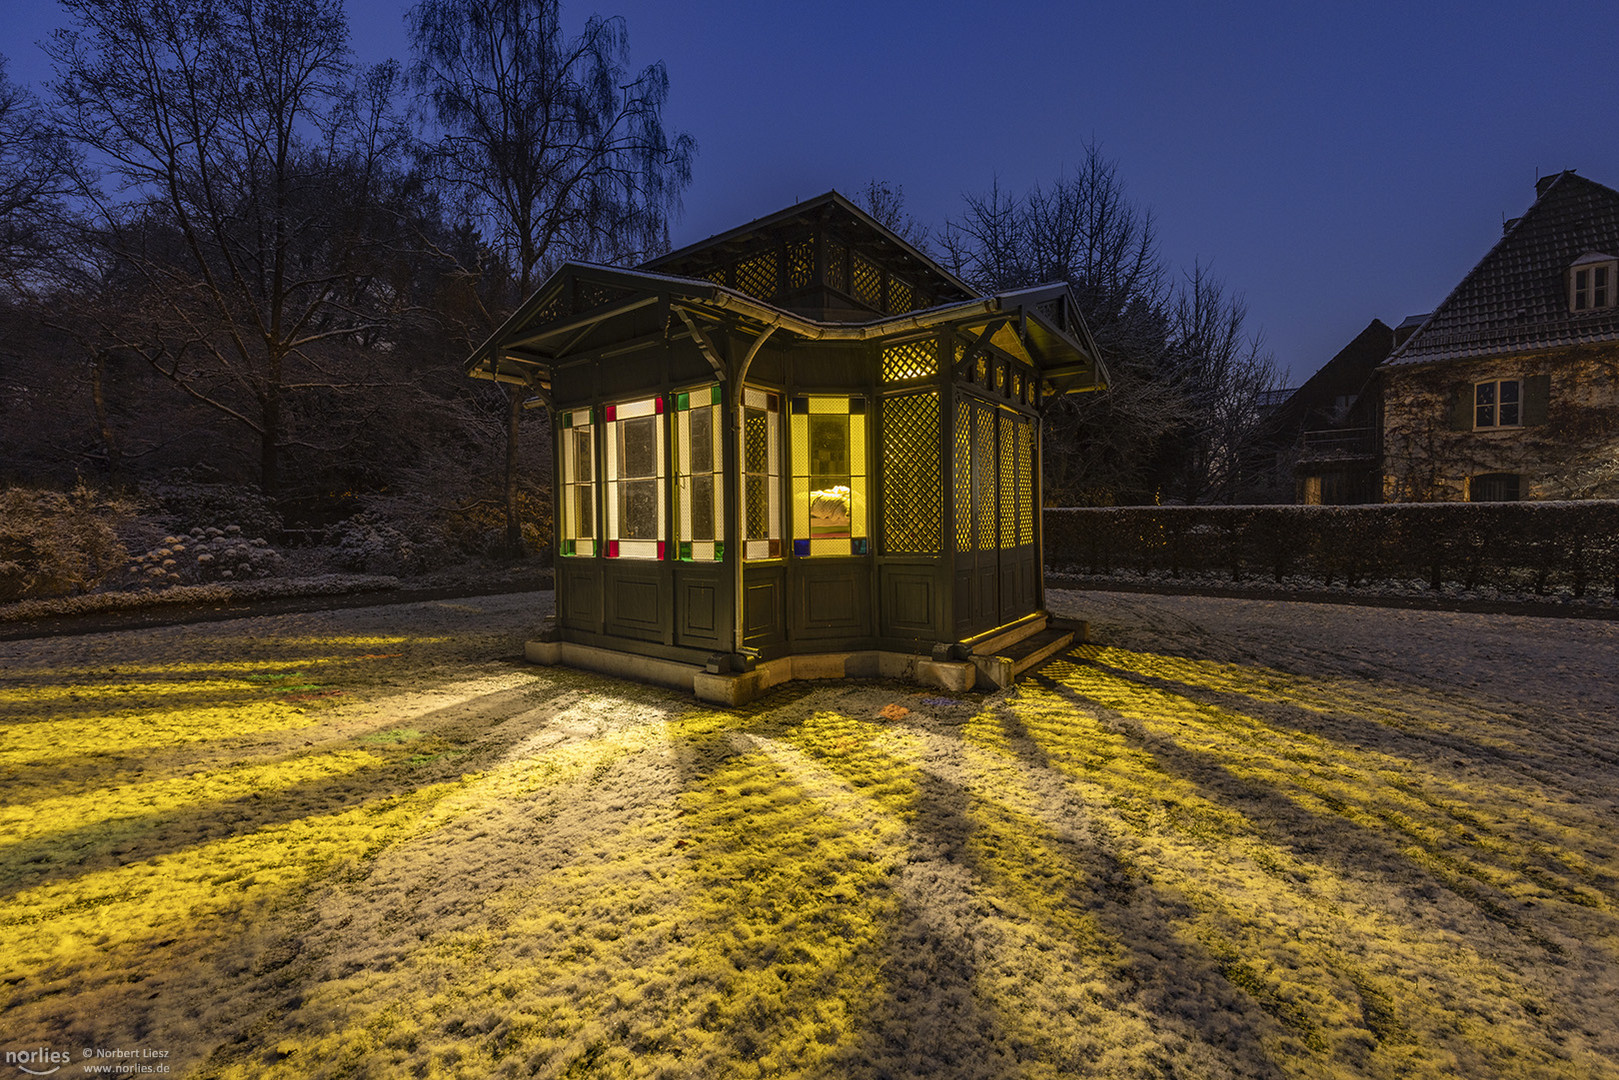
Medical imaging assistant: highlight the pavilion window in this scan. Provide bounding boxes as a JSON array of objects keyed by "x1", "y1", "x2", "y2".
[
  {"x1": 558, "y1": 407, "x2": 596, "y2": 557},
  {"x1": 604, "y1": 396, "x2": 665, "y2": 559},
  {"x1": 742, "y1": 387, "x2": 782, "y2": 559},
  {"x1": 675, "y1": 386, "x2": 724, "y2": 561},
  {"x1": 791, "y1": 395, "x2": 867, "y2": 556}
]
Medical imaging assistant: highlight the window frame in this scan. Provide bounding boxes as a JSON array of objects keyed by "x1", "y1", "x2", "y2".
[
  {"x1": 674, "y1": 384, "x2": 724, "y2": 562},
  {"x1": 557, "y1": 406, "x2": 598, "y2": 557},
  {"x1": 740, "y1": 386, "x2": 783, "y2": 560},
  {"x1": 1473, "y1": 378, "x2": 1522, "y2": 430},
  {"x1": 1570, "y1": 259, "x2": 1617, "y2": 313},
  {"x1": 602, "y1": 395, "x2": 666, "y2": 560},
  {"x1": 789, "y1": 394, "x2": 868, "y2": 557}
]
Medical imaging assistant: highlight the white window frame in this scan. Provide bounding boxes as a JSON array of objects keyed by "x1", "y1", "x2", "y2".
[
  {"x1": 1570, "y1": 260, "x2": 1617, "y2": 312},
  {"x1": 1473, "y1": 378, "x2": 1522, "y2": 430}
]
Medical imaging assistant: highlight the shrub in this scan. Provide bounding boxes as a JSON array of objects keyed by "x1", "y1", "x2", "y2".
[
  {"x1": 139, "y1": 470, "x2": 282, "y2": 539},
  {"x1": 0, "y1": 484, "x2": 131, "y2": 602},
  {"x1": 124, "y1": 525, "x2": 285, "y2": 588}
]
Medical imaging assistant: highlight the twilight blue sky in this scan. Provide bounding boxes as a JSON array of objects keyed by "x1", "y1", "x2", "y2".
[{"x1": 6, "y1": 0, "x2": 1619, "y2": 384}]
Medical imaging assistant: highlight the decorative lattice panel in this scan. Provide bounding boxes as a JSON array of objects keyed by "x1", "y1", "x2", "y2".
[
  {"x1": 825, "y1": 241, "x2": 848, "y2": 293},
  {"x1": 532, "y1": 290, "x2": 571, "y2": 325},
  {"x1": 882, "y1": 393, "x2": 940, "y2": 554},
  {"x1": 974, "y1": 405, "x2": 996, "y2": 550},
  {"x1": 576, "y1": 281, "x2": 628, "y2": 311},
  {"x1": 787, "y1": 241, "x2": 814, "y2": 289},
  {"x1": 704, "y1": 266, "x2": 729, "y2": 286},
  {"x1": 882, "y1": 339, "x2": 938, "y2": 382},
  {"x1": 954, "y1": 399, "x2": 972, "y2": 551},
  {"x1": 852, "y1": 253, "x2": 882, "y2": 308},
  {"x1": 999, "y1": 413, "x2": 1017, "y2": 548},
  {"x1": 744, "y1": 411, "x2": 770, "y2": 538},
  {"x1": 735, "y1": 251, "x2": 778, "y2": 299},
  {"x1": 888, "y1": 277, "x2": 913, "y2": 314},
  {"x1": 1019, "y1": 420, "x2": 1035, "y2": 546}
]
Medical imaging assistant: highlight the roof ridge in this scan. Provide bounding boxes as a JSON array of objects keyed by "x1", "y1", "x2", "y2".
[{"x1": 1386, "y1": 170, "x2": 1619, "y2": 365}]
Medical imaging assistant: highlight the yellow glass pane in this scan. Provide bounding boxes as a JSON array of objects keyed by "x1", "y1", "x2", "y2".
[{"x1": 792, "y1": 475, "x2": 809, "y2": 538}]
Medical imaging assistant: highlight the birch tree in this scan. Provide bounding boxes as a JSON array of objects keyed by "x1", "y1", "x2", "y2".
[{"x1": 409, "y1": 0, "x2": 694, "y2": 555}]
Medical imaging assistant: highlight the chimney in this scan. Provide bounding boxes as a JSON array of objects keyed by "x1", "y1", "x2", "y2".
[
  {"x1": 1535, "y1": 171, "x2": 1570, "y2": 199},
  {"x1": 1393, "y1": 314, "x2": 1429, "y2": 348}
]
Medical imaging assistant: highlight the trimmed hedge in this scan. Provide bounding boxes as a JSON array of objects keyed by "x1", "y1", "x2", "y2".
[{"x1": 1044, "y1": 502, "x2": 1619, "y2": 598}]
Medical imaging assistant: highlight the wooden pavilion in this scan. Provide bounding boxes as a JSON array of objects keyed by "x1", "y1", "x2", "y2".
[{"x1": 466, "y1": 192, "x2": 1107, "y2": 703}]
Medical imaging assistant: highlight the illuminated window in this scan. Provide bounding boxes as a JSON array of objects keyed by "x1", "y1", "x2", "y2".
[
  {"x1": 558, "y1": 407, "x2": 596, "y2": 556},
  {"x1": 742, "y1": 387, "x2": 782, "y2": 559},
  {"x1": 1475, "y1": 379, "x2": 1521, "y2": 429},
  {"x1": 1570, "y1": 257, "x2": 1617, "y2": 312},
  {"x1": 791, "y1": 396, "x2": 867, "y2": 556},
  {"x1": 604, "y1": 396, "x2": 664, "y2": 559},
  {"x1": 676, "y1": 386, "x2": 723, "y2": 561}
]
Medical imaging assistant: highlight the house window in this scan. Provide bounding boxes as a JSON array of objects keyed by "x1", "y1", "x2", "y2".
[
  {"x1": 1474, "y1": 379, "x2": 1521, "y2": 429},
  {"x1": 558, "y1": 407, "x2": 596, "y2": 557},
  {"x1": 1470, "y1": 473, "x2": 1521, "y2": 502},
  {"x1": 741, "y1": 387, "x2": 782, "y2": 559},
  {"x1": 1571, "y1": 259, "x2": 1617, "y2": 312},
  {"x1": 675, "y1": 386, "x2": 723, "y2": 562},
  {"x1": 604, "y1": 396, "x2": 665, "y2": 559},
  {"x1": 790, "y1": 395, "x2": 867, "y2": 556}
]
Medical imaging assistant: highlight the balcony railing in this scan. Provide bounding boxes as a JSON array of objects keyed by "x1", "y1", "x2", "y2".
[{"x1": 1298, "y1": 427, "x2": 1378, "y2": 459}]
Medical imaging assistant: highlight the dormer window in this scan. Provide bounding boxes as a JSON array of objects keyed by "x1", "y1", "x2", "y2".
[{"x1": 1569, "y1": 252, "x2": 1618, "y2": 312}]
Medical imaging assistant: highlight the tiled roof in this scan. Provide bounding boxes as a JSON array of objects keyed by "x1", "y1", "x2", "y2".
[{"x1": 1388, "y1": 172, "x2": 1619, "y2": 364}]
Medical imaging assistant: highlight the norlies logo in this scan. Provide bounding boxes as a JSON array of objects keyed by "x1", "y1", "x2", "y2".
[{"x1": 3, "y1": 1048, "x2": 69, "y2": 1076}]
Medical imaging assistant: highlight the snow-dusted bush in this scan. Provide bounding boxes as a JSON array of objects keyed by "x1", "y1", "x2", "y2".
[
  {"x1": 124, "y1": 525, "x2": 285, "y2": 588},
  {"x1": 0, "y1": 572, "x2": 400, "y2": 623},
  {"x1": 327, "y1": 510, "x2": 453, "y2": 577},
  {"x1": 0, "y1": 484, "x2": 131, "y2": 602},
  {"x1": 139, "y1": 470, "x2": 281, "y2": 540}
]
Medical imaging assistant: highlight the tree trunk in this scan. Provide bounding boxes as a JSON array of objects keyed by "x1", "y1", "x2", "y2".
[
  {"x1": 504, "y1": 384, "x2": 524, "y2": 558},
  {"x1": 260, "y1": 385, "x2": 281, "y2": 497},
  {"x1": 89, "y1": 350, "x2": 121, "y2": 483}
]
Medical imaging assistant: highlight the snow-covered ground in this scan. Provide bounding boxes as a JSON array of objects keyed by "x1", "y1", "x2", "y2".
[{"x1": 1, "y1": 590, "x2": 1615, "y2": 1078}]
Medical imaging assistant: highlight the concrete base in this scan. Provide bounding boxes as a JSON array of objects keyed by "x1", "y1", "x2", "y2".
[{"x1": 525, "y1": 639, "x2": 976, "y2": 706}]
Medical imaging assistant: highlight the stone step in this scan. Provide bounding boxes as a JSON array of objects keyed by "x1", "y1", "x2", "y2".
[{"x1": 972, "y1": 627, "x2": 1076, "y2": 689}]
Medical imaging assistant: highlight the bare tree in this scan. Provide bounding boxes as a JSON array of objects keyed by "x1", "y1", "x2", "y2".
[
  {"x1": 1163, "y1": 262, "x2": 1278, "y2": 502},
  {"x1": 48, "y1": 0, "x2": 415, "y2": 496},
  {"x1": 0, "y1": 55, "x2": 76, "y2": 293},
  {"x1": 943, "y1": 146, "x2": 1278, "y2": 504},
  {"x1": 855, "y1": 179, "x2": 930, "y2": 252},
  {"x1": 409, "y1": 0, "x2": 694, "y2": 556}
]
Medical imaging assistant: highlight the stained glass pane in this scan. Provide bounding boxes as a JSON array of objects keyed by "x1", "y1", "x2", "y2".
[
  {"x1": 604, "y1": 397, "x2": 663, "y2": 558},
  {"x1": 560, "y1": 419, "x2": 597, "y2": 555},
  {"x1": 791, "y1": 397, "x2": 866, "y2": 555}
]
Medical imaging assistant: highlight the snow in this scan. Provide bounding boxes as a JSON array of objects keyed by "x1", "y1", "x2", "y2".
[{"x1": 1, "y1": 589, "x2": 1615, "y2": 1078}]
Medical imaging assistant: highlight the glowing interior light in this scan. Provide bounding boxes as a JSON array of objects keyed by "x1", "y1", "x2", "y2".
[
  {"x1": 559, "y1": 407, "x2": 596, "y2": 557},
  {"x1": 677, "y1": 385, "x2": 724, "y2": 561},
  {"x1": 791, "y1": 396, "x2": 867, "y2": 556},
  {"x1": 605, "y1": 396, "x2": 665, "y2": 559}
]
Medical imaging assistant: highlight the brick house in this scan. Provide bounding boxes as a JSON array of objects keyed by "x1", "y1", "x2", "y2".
[{"x1": 1379, "y1": 171, "x2": 1619, "y2": 502}]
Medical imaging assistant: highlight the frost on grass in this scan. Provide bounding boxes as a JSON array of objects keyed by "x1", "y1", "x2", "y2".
[{"x1": 1, "y1": 590, "x2": 1617, "y2": 1078}]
